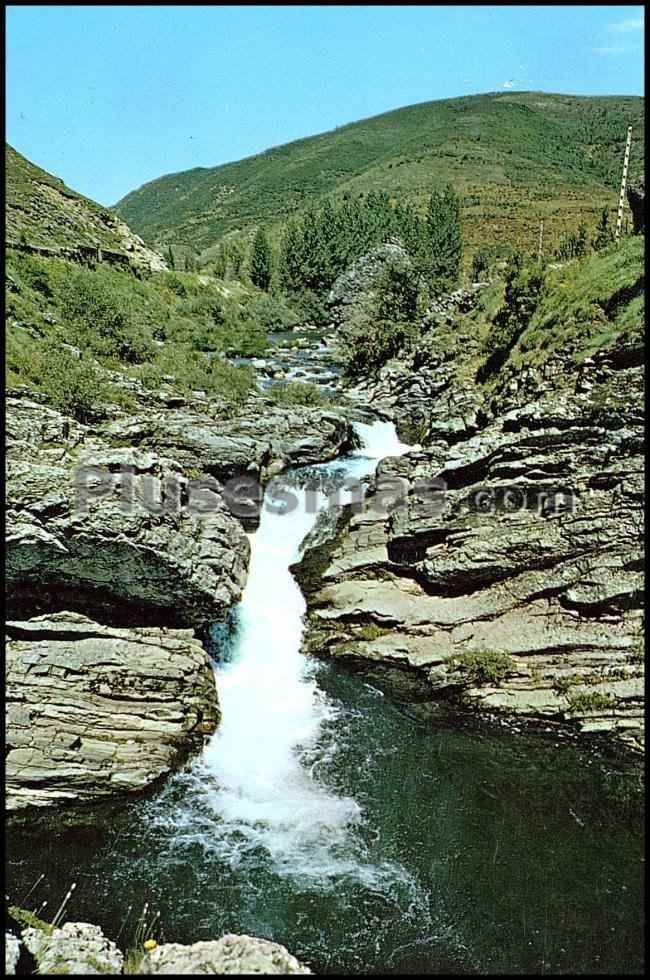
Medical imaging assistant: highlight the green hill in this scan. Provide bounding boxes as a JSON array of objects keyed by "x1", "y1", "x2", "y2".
[
  {"x1": 115, "y1": 91, "x2": 644, "y2": 259},
  {"x1": 5, "y1": 143, "x2": 174, "y2": 282}
]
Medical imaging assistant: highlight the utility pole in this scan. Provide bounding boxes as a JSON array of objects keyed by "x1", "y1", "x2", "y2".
[
  {"x1": 615, "y1": 126, "x2": 633, "y2": 241},
  {"x1": 537, "y1": 220, "x2": 544, "y2": 263}
]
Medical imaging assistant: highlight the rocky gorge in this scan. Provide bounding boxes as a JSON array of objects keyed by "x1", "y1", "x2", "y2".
[
  {"x1": 297, "y1": 257, "x2": 645, "y2": 754},
  {"x1": 5, "y1": 380, "x2": 355, "y2": 812}
]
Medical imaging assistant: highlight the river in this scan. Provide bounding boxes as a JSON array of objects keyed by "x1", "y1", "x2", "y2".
[{"x1": 6, "y1": 421, "x2": 644, "y2": 974}]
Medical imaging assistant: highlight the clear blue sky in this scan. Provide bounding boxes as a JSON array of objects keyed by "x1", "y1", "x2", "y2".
[{"x1": 6, "y1": 4, "x2": 645, "y2": 206}]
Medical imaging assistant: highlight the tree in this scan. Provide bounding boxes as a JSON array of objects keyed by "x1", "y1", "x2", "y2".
[
  {"x1": 250, "y1": 226, "x2": 273, "y2": 290},
  {"x1": 592, "y1": 207, "x2": 614, "y2": 251},
  {"x1": 422, "y1": 184, "x2": 462, "y2": 290}
]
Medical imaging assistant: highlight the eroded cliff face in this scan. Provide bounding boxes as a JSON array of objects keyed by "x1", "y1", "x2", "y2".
[
  {"x1": 5, "y1": 612, "x2": 220, "y2": 812},
  {"x1": 298, "y1": 330, "x2": 645, "y2": 753}
]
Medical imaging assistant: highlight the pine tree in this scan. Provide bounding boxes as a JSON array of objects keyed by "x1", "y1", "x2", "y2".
[
  {"x1": 592, "y1": 208, "x2": 613, "y2": 251},
  {"x1": 422, "y1": 184, "x2": 462, "y2": 289},
  {"x1": 250, "y1": 226, "x2": 272, "y2": 290}
]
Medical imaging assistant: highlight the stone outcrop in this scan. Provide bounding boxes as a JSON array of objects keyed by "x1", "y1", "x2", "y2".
[
  {"x1": 5, "y1": 612, "x2": 220, "y2": 811},
  {"x1": 327, "y1": 240, "x2": 410, "y2": 326},
  {"x1": 627, "y1": 173, "x2": 644, "y2": 235},
  {"x1": 344, "y1": 287, "x2": 488, "y2": 443},
  {"x1": 22, "y1": 922, "x2": 124, "y2": 975},
  {"x1": 137, "y1": 934, "x2": 311, "y2": 974},
  {"x1": 299, "y1": 344, "x2": 645, "y2": 753},
  {"x1": 8, "y1": 920, "x2": 311, "y2": 976},
  {"x1": 98, "y1": 403, "x2": 355, "y2": 483},
  {"x1": 6, "y1": 397, "x2": 250, "y2": 628}
]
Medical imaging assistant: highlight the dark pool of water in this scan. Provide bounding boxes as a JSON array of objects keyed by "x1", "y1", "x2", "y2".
[{"x1": 6, "y1": 663, "x2": 644, "y2": 975}]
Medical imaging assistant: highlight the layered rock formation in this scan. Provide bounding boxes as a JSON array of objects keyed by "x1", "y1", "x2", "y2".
[
  {"x1": 299, "y1": 338, "x2": 645, "y2": 752},
  {"x1": 6, "y1": 612, "x2": 220, "y2": 811},
  {"x1": 6, "y1": 396, "x2": 250, "y2": 628}
]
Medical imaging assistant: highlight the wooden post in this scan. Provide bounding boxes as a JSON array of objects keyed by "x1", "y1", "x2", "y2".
[
  {"x1": 615, "y1": 126, "x2": 633, "y2": 241},
  {"x1": 537, "y1": 221, "x2": 544, "y2": 263}
]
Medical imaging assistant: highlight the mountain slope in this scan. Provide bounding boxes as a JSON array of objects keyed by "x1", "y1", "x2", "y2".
[
  {"x1": 115, "y1": 91, "x2": 644, "y2": 257},
  {"x1": 6, "y1": 143, "x2": 166, "y2": 271}
]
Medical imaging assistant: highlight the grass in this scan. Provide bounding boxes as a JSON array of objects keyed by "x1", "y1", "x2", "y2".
[
  {"x1": 115, "y1": 92, "x2": 644, "y2": 265},
  {"x1": 567, "y1": 691, "x2": 617, "y2": 714},
  {"x1": 450, "y1": 649, "x2": 516, "y2": 686},
  {"x1": 355, "y1": 623, "x2": 389, "y2": 641},
  {"x1": 511, "y1": 235, "x2": 644, "y2": 369},
  {"x1": 476, "y1": 233, "x2": 644, "y2": 387}
]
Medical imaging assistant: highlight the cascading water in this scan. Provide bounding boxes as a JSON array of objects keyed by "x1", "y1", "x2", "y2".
[
  {"x1": 7, "y1": 420, "x2": 643, "y2": 975},
  {"x1": 174, "y1": 420, "x2": 416, "y2": 881}
]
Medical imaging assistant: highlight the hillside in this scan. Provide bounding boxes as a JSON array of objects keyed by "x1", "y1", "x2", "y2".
[
  {"x1": 6, "y1": 143, "x2": 166, "y2": 272},
  {"x1": 115, "y1": 91, "x2": 645, "y2": 259}
]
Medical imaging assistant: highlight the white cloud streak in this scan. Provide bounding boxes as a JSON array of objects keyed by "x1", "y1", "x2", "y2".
[
  {"x1": 609, "y1": 15, "x2": 644, "y2": 33},
  {"x1": 593, "y1": 42, "x2": 640, "y2": 56}
]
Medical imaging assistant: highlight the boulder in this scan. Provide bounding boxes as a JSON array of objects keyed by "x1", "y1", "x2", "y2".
[
  {"x1": 5, "y1": 612, "x2": 220, "y2": 810},
  {"x1": 137, "y1": 934, "x2": 311, "y2": 974},
  {"x1": 22, "y1": 921, "x2": 124, "y2": 975}
]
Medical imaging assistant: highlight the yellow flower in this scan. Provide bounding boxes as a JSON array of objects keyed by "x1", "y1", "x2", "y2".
[{"x1": 143, "y1": 939, "x2": 157, "y2": 951}]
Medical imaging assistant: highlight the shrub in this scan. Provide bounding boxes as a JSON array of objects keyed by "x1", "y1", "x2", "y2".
[
  {"x1": 567, "y1": 691, "x2": 617, "y2": 713},
  {"x1": 133, "y1": 343, "x2": 255, "y2": 413},
  {"x1": 450, "y1": 649, "x2": 516, "y2": 686},
  {"x1": 342, "y1": 317, "x2": 417, "y2": 379},
  {"x1": 267, "y1": 380, "x2": 327, "y2": 407},
  {"x1": 60, "y1": 269, "x2": 153, "y2": 363},
  {"x1": 164, "y1": 272, "x2": 189, "y2": 297},
  {"x1": 247, "y1": 291, "x2": 299, "y2": 332},
  {"x1": 478, "y1": 259, "x2": 544, "y2": 380},
  {"x1": 375, "y1": 261, "x2": 420, "y2": 323},
  {"x1": 10, "y1": 343, "x2": 117, "y2": 421}
]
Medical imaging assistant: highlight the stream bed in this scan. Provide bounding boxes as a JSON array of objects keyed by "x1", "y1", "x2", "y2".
[{"x1": 6, "y1": 422, "x2": 644, "y2": 975}]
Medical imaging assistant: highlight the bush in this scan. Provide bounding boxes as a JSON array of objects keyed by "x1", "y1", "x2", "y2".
[
  {"x1": 133, "y1": 343, "x2": 256, "y2": 413},
  {"x1": 478, "y1": 259, "x2": 544, "y2": 379},
  {"x1": 342, "y1": 317, "x2": 417, "y2": 379},
  {"x1": 567, "y1": 691, "x2": 616, "y2": 713},
  {"x1": 267, "y1": 380, "x2": 328, "y2": 407},
  {"x1": 9, "y1": 342, "x2": 117, "y2": 421},
  {"x1": 247, "y1": 291, "x2": 299, "y2": 332},
  {"x1": 60, "y1": 269, "x2": 153, "y2": 363},
  {"x1": 450, "y1": 649, "x2": 516, "y2": 686},
  {"x1": 375, "y1": 261, "x2": 420, "y2": 323},
  {"x1": 470, "y1": 246, "x2": 492, "y2": 282}
]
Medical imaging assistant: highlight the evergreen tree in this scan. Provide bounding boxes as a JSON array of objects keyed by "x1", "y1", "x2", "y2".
[
  {"x1": 250, "y1": 226, "x2": 272, "y2": 290},
  {"x1": 592, "y1": 208, "x2": 613, "y2": 251},
  {"x1": 422, "y1": 184, "x2": 462, "y2": 289}
]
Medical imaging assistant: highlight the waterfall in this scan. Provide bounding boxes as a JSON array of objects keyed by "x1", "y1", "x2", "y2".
[{"x1": 196, "y1": 420, "x2": 412, "y2": 878}]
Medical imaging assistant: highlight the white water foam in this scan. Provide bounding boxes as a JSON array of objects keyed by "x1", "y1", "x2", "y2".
[{"x1": 192, "y1": 419, "x2": 413, "y2": 880}]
